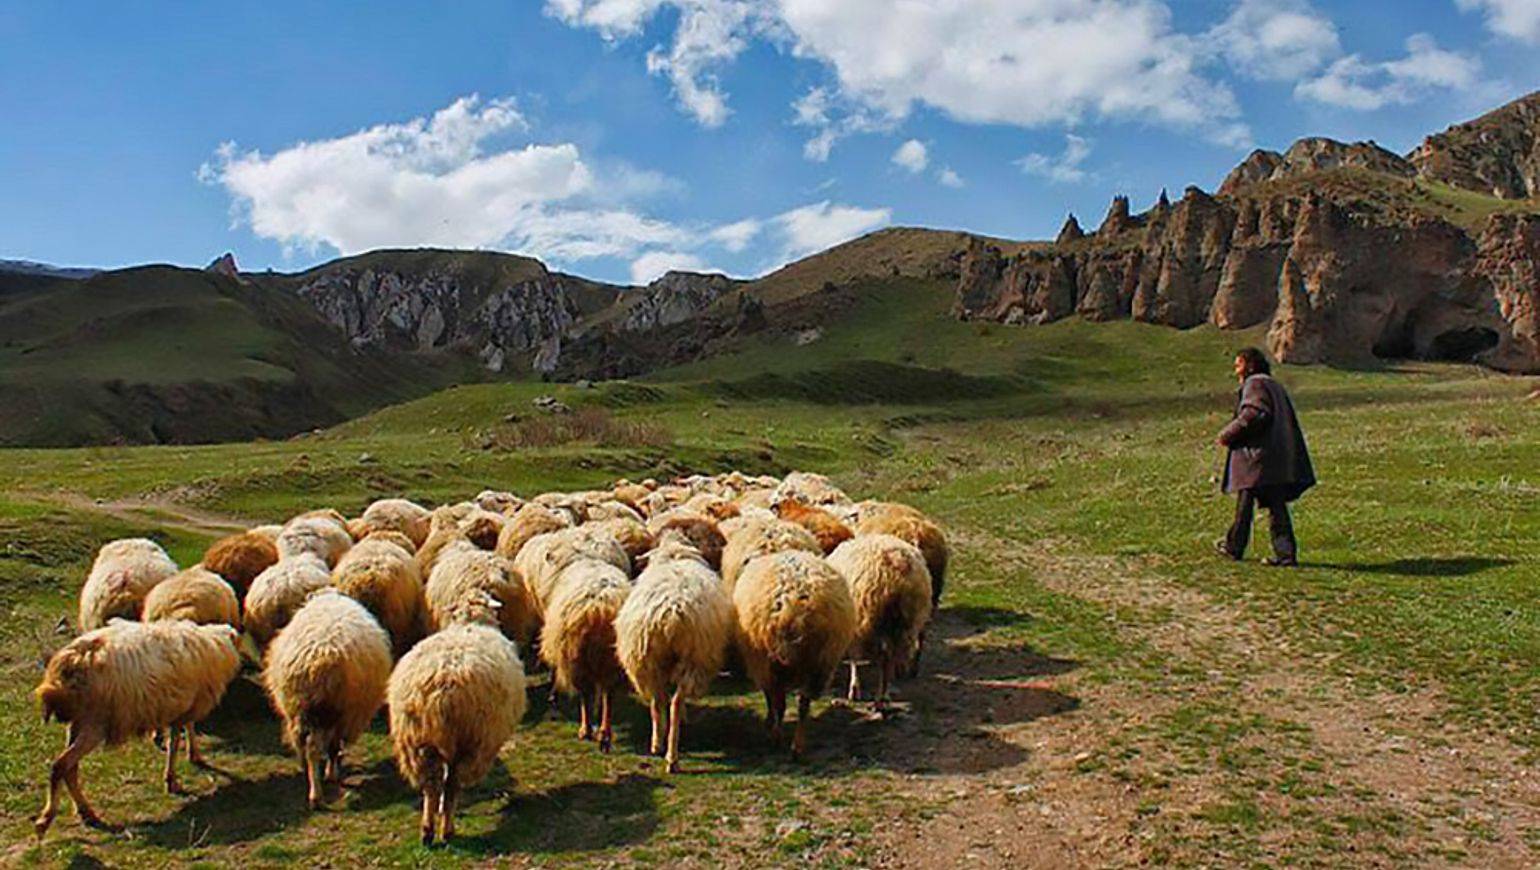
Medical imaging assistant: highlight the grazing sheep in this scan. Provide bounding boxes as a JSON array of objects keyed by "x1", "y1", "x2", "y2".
[
  {"x1": 773, "y1": 500, "x2": 854, "y2": 555},
  {"x1": 33, "y1": 619, "x2": 241, "y2": 836},
  {"x1": 142, "y1": 567, "x2": 240, "y2": 629},
  {"x1": 733, "y1": 550, "x2": 857, "y2": 758},
  {"x1": 78, "y1": 538, "x2": 178, "y2": 631},
  {"x1": 720, "y1": 518, "x2": 820, "y2": 592},
  {"x1": 494, "y1": 503, "x2": 572, "y2": 562},
  {"x1": 647, "y1": 511, "x2": 727, "y2": 571},
  {"x1": 201, "y1": 531, "x2": 279, "y2": 603},
  {"x1": 854, "y1": 503, "x2": 948, "y2": 606},
  {"x1": 360, "y1": 498, "x2": 433, "y2": 547},
  {"x1": 517, "y1": 526, "x2": 631, "y2": 614},
  {"x1": 585, "y1": 499, "x2": 645, "y2": 523},
  {"x1": 263, "y1": 590, "x2": 392, "y2": 808},
  {"x1": 540, "y1": 560, "x2": 632, "y2": 750},
  {"x1": 827, "y1": 535, "x2": 933, "y2": 708},
  {"x1": 590, "y1": 516, "x2": 656, "y2": 563},
  {"x1": 773, "y1": 471, "x2": 853, "y2": 512},
  {"x1": 362, "y1": 528, "x2": 418, "y2": 554},
  {"x1": 416, "y1": 508, "x2": 504, "y2": 577},
  {"x1": 388, "y1": 617, "x2": 526, "y2": 845},
  {"x1": 331, "y1": 537, "x2": 424, "y2": 655},
  {"x1": 531, "y1": 491, "x2": 589, "y2": 524},
  {"x1": 615, "y1": 541, "x2": 732, "y2": 772},
  {"x1": 475, "y1": 489, "x2": 522, "y2": 514},
  {"x1": 682, "y1": 493, "x2": 740, "y2": 522},
  {"x1": 243, "y1": 553, "x2": 333, "y2": 650},
  {"x1": 610, "y1": 482, "x2": 650, "y2": 514},
  {"x1": 425, "y1": 545, "x2": 538, "y2": 645},
  {"x1": 733, "y1": 487, "x2": 777, "y2": 512},
  {"x1": 277, "y1": 516, "x2": 353, "y2": 568},
  {"x1": 248, "y1": 524, "x2": 284, "y2": 543}
]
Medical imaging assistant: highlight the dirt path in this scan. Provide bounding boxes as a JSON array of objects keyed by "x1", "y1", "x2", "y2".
[
  {"x1": 19, "y1": 490, "x2": 250, "y2": 537},
  {"x1": 867, "y1": 528, "x2": 1540, "y2": 867}
]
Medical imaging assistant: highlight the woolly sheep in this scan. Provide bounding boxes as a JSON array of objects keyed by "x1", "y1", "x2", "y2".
[
  {"x1": 647, "y1": 511, "x2": 727, "y2": 570},
  {"x1": 33, "y1": 619, "x2": 241, "y2": 836},
  {"x1": 590, "y1": 516, "x2": 656, "y2": 563},
  {"x1": 359, "y1": 497, "x2": 433, "y2": 547},
  {"x1": 682, "y1": 493, "x2": 740, "y2": 522},
  {"x1": 615, "y1": 541, "x2": 732, "y2": 772},
  {"x1": 540, "y1": 559, "x2": 632, "y2": 750},
  {"x1": 263, "y1": 589, "x2": 393, "y2": 808},
  {"x1": 773, "y1": 500, "x2": 855, "y2": 555},
  {"x1": 331, "y1": 537, "x2": 424, "y2": 655},
  {"x1": 474, "y1": 489, "x2": 522, "y2": 514},
  {"x1": 243, "y1": 553, "x2": 333, "y2": 650},
  {"x1": 277, "y1": 516, "x2": 353, "y2": 568},
  {"x1": 78, "y1": 538, "x2": 178, "y2": 631},
  {"x1": 248, "y1": 524, "x2": 284, "y2": 543},
  {"x1": 826, "y1": 534, "x2": 933, "y2": 708},
  {"x1": 854, "y1": 503, "x2": 948, "y2": 606},
  {"x1": 388, "y1": 620, "x2": 526, "y2": 845},
  {"x1": 719, "y1": 518, "x2": 821, "y2": 591},
  {"x1": 773, "y1": 471, "x2": 853, "y2": 512},
  {"x1": 142, "y1": 567, "x2": 240, "y2": 629},
  {"x1": 732, "y1": 549, "x2": 857, "y2": 758},
  {"x1": 416, "y1": 507, "x2": 504, "y2": 577},
  {"x1": 362, "y1": 528, "x2": 418, "y2": 554},
  {"x1": 201, "y1": 530, "x2": 279, "y2": 603},
  {"x1": 517, "y1": 526, "x2": 631, "y2": 614},
  {"x1": 585, "y1": 499, "x2": 645, "y2": 523},
  {"x1": 425, "y1": 544, "x2": 538, "y2": 644},
  {"x1": 493, "y1": 503, "x2": 573, "y2": 562}
]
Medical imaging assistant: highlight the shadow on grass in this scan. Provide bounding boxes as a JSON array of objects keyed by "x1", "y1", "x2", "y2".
[
  {"x1": 199, "y1": 675, "x2": 287, "y2": 757},
  {"x1": 445, "y1": 772, "x2": 661, "y2": 855},
  {"x1": 1310, "y1": 556, "x2": 1514, "y2": 577}
]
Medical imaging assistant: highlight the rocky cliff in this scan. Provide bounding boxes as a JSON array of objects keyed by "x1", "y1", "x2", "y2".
[
  {"x1": 954, "y1": 92, "x2": 1540, "y2": 373},
  {"x1": 1411, "y1": 91, "x2": 1540, "y2": 200}
]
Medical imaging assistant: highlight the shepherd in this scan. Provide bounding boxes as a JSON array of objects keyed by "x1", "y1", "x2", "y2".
[{"x1": 1214, "y1": 347, "x2": 1315, "y2": 567}]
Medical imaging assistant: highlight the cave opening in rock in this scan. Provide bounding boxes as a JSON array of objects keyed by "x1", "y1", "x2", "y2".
[{"x1": 1429, "y1": 327, "x2": 1499, "y2": 362}]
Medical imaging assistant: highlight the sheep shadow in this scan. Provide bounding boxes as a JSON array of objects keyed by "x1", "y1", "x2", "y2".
[
  {"x1": 445, "y1": 772, "x2": 661, "y2": 855},
  {"x1": 1309, "y1": 556, "x2": 1514, "y2": 577},
  {"x1": 135, "y1": 768, "x2": 311, "y2": 847},
  {"x1": 199, "y1": 674, "x2": 288, "y2": 757}
]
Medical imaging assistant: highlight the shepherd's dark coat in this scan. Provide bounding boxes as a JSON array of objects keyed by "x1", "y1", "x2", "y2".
[{"x1": 1219, "y1": 373, "x2": 1315, "y2": 501}]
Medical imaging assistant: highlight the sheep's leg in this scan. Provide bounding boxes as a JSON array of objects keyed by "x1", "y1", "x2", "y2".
[
  {"x1": 302, "y1": 732, "x2": 325, "y2": 809},
  {"x1": 766, "y1": 686, "x2": 787, "y2": 746},
  {"x1": 597, "y1": 688, "x2": 614, "y2": 754},
  {"x1": 648, "y1": 691, "x2": 666, "y2": 757},
  {"x1": 846, "y1": 660, "x2": 862, "y2": 702},
  {"x1": 577, "y1": 690, "x2": 593, "y2": 742},
  {"x1": 36, "y1": 723, "x2": 104, "y2": 837},
  {"x1": 666, "y1": 687, "x2": 685, "y2": 774},
  {"x1": 439, "y1": 765, "x2": 460, "y2": 842},
  {"x1": 418, "y1": 751, "x2": 442, "y2": 846},
  {"x1": 876, "y1": 656, "x2": 897, "y2": 715},
  {"x1": 185, "y1": 724, "x2": 207, "y2": 767},
  {"x1": 164, "y1": 727, "x2": 184, "y2": 794},
  {"x1": 792, "y1": 693, "x2": 812, "y2": 760}
]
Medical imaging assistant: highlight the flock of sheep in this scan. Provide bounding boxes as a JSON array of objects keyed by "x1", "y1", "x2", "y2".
[{"x1": 34, "y1": 471, "x2": 947, "y2": 845}]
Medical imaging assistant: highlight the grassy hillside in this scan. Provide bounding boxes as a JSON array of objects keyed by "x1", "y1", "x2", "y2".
[{"x1": 2, "y1": 275, "x2": 1538, "y2": 865}]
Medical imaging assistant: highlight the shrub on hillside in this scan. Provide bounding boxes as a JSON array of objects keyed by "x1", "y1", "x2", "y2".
[{"x1": 487, "y1": 407, "x2": 672, "y2": 450}]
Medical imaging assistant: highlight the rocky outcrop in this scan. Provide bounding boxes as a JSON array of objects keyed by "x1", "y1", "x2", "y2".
[
  {"x1": 1473, "y1": 214, "x2": 1540, "y2": 370},
  {"x1": 1055, "y1": 215, "x2": 1085, "y2": 245},
  {"x1": 1220, "y1": 139, "x2": 1413, "y2": 195},
  {"x1": 1411, "y1": 91, "x2": 1540, "y2": 200},
  {"x1": 619, "y1": 271, "x2": 742, "y2": 332},
  {"x1": 206, "y1": 253, "x2": 241, "y2": 280}
]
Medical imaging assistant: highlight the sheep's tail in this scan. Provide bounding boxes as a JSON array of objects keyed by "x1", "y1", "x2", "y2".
[
  {"x1": 37, "y1": 683, "x2": 68, "y2": 723},
  {"x1": 573, "y1": 608, "x2": 623, "y2": 692}
]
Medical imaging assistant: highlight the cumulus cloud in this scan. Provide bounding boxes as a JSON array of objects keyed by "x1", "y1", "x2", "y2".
[
  {"x1": 1209, "y1": 0, "x2": 1341, "y2": 81},
  {"x1": 708, "y1": 218, "x2": 762, "y2": 252},
  {"x1": 1457, "y1": 0, "x2": 1540, "y2": 43},
  {"x1": 550, "y1": 0, "x2": 1249, "y2": 154},
  {"x1": 937, "y1": 167, "x2": 965, "y2": 188},
  {"x1": 630, "y1": 250, "x2": 711, "y2": 283},
  {"x1": 773, "y1": 200, "x2": 891, "y2": 260},
  {"x1": 892, "y1": 139, "x2": 928, "y2": 173},
  {"x1": 1017, "y1": 134, "x2": 1093, "y2": 184},
  {"x1": 1295, "y1": 34, "x2": 1482, "y2": 111}
]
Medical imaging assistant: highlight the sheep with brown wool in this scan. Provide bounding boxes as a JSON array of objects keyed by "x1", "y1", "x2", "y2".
[
  {"x1": 33, "y1": 619, "x2": 242, "y2": 837},
  {"x1": 78, "y1": 538, "x2": 178, "y2": 631},
  {"x1": 615, "y1": 540, "x2": 732, "y2": 772},
  {"x1": 243, "y1": 553, "x2": 332, "y2": 651},
  {"x1": 416, "y1": 506, "x2": 505, "y2": 577},
  {"x1": 425, "y1": 543, "x2": 538, "y2": 645},
  {"x1": 827, "y1": 534, "x2": 933, "y2": 709},
  {"x1": 388, "y1": 595, "x2": 527, "y2": 845},
  {"x1": 853, "y1": 502, "x2": 948, "y2": 606},
  {"x1": 647, "y1": 510, "x2": 727, "y2": 571},
  {"x1": 201, "y1": 530, "x2": 279, "y2": 603},
  {"x1": 493, "y1": 502, "x2": 573, "y2": 563},
  {"x1": 516, "y1": 525, "x2": 631, "y2": 615},
  {"x1": 773, "y1": 471, "x2": 853, "y2": 512},
  {"x1": 732, "y1": 549, "x2": 857, "y2": 758},
  {"x1": 540, "y1": 559, "x2": 632, "y2": 751},
  {"x1": 357, "y1": 497, "x2": 433, "y2": 547},
  {"x1": 142, "y1": 567, "x2": 240, "y2": 629},
  {"x1": 276, "y1": 515, "x2": 353, "y2": 568},
  {"x1": 682, "y1": 492, "x2": 741, "y2": 522},
  {"x1": 719, "y1": 517, "x2": 821, "y2": 591},
  {"x1": 331, "y1": 536, "x2": 424, "y2": 655},
  {"x1": 772, "y1": 499, "x2": 855, "y2": 555},
  {"x1": 589, "y1": 516, "x2": 656, "y2": 564},
  {"x1": 263, "y1": 589, "x2": 393, "y2": 808}
]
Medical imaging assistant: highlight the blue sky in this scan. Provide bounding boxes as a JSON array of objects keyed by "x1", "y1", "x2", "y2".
[{"x1": 1, "y1": 0, "x2": 1536, "y2": 284}]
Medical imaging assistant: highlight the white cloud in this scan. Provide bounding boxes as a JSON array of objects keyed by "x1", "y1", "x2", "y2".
[
  {"x1": 772, "y1": 200, "x2": 891, "y2": 260},
  {"x1": 1457, "y1": 0, "x2": 1540, "y2": 43},
  {"x1": 549, "y1": 0, "x2": 1249, "y2": 153},
  {"x1": 937, "y1": 167, "x2": 965, "y2": 188},
  {"x1": 892, "y1": 139, "x2": 928, "y2": 173},
  {"x1": 630, "y1": 250, "x2": 711, "y2": 283},
  {"x1": 1295, "y1": 34, "x2": 1481, "y2": 110},
  {"x1": 1017, "y1": 134, "x2": 1094, "y2": 184},
  {"x1": 1209, "y1": 0, "x2": 1341, "y2": 80},
  {"x1": 708, "y1": 218, "x2": 762, "y2": 252}
]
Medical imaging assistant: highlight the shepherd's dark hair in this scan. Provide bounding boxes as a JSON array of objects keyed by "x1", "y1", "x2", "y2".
[{"x1": 1235, "y1": 347, "x2": 1271, "y2": 376}]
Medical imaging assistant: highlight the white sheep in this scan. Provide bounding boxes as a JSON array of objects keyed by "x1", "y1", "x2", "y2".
[
  {"x1": 826, "y1": 534, "x2": 934, "y2": 708},
  {"x1": 388, "y1": 616, "x2": 527, "y2": 845},
  {"x1": 615, "y1": 540, "x2": 732, "y2": 772},
  {"x1": 733, "y1": 549, "x2": 857, "y2": 758},
  {"x1": 244, "y1": 553, "x2": 333, "y2": 650},
  {"x1": 33, "y1": 619, "x2": 242, "y2": 836},
  {"x1": 78, "y1": 538, "x2": 178, "y2": 631},
  {"x1": 540, "y1": 559, "x2": 632, "y2": 750},
  {"x1": 277, "y1": 515, "x2": 353, "y2": 568},
  {"x1": 331, "y1": 536, "x2": 424, "y2": 655},
  {"x1": 720, "y1": 517, "x2": 821, "y2": 591},
  {"x1": 493, "y1": 502, "x2": 573, "y2": 562},
  {"x1": 142, "y1": 567, "x2": 240, "y2": 629},
  {"x1": 359, "y1": 497, "x2": 433, "y2": 546},
  {"x1": 263, "y1": 589, "x2": 393, "y2": 807},
  {"x1": 424, "y1": 544, "x2": 538, "y2": 645},
  {"x1": 516, "y1": 525, "x2": 630, "y2": 615}
]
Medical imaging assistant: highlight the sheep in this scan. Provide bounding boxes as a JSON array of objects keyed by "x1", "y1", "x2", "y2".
[
  {"x1": 733, "y1": 487, "x2": 777, "y2": 512},
  {"x1": 243, "y1": 553, "x2": 333, "y2": 650},
  {"x1": 388, "y1": 616, "x2": 526, "y2": 845},
  {"x1": 425, "y1": 544, "x2": 538, "y2": 645},
  {"x1": 540, "y1": 559, "x2": 632, "y2": 751},
  {"x1": 773, "y1": 499, "x2": 854, "y2": 555},
  {"x1": 474, "y1": 489, "x2": 522, "y2": 514},
  {"x1": 647, "y1": 511, "x2": 727, "y2": 571},
  {"x1": 359, "y1": 497, "x2": 433, "y2": 547},
  {"x1": 531, "y1": 491, "x2": 589, "y2": 524},
  {"x1": 78, "y1": 538, "x2": 178, "y2": 631},
  {"x1": 362, "y1": 528, "x2": 418, "y2": 554},
  {"x1": 719, "y1": 517, "x2": 821, "y2": 591},
  {"x1": 263, "y1": 589, "x2": 393, "y2": 808},
  {"x1": 615, "y1": 540, "x2": 732, "y2": 772},
  {"x1": 417, "y1": 507, "x2": 505, "y2": 577},
  {"x1": 142, "y1": 567, "x2": 240, "y2": 629},
  {"x1": 276, "y1": 516, "x2": 353, "y2": 568},
  {"x1": 33, "y1": 619, "x2": 241, "y2": 836},
  {"x1": 516, "y1": 526, "x2": 631, "y2": 615},
  {"x1": 493, "y1": 503, "x2": 573, "y2": 562},
  {"x1": 331, "y1": 537, "x2": 424, "y2": 655},
  {"x1": 854, "y1": 503, "x2": 948, "y2": 606},
  {"x1": 248, "y1": 523, "x2": 284, "y2": 543},
  {"x1": 201, "y1": 530, "x2": 279, "y2": 603},
  {"x1": 590, "y1": 516, "x2": 657, "y2": 564},
  {"x1": 827, "y1": 535, "x2": 933, "y2": 709},
  {"x1": 773, "y1": 471, "x2": 853, "y2": 512},
  {"x1": 732, "y1": 549, "x2": 857, "y2": 758},
  {"x1": 682, "y1": 493, "x2": 740, "y2": 522},
  {"x1": 585, "y1": 499, "x2": 645, "y2": 523},
  {"x1": 610, "y1": 481, "x2": 651, "y2": 514}
]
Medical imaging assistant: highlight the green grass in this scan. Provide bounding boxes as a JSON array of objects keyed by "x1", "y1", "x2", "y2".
[{"x1": 2, "y1": 277, "x2": 1538, "y2": 865}]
